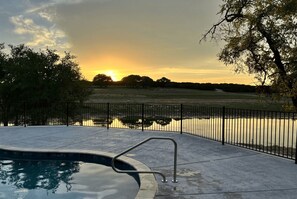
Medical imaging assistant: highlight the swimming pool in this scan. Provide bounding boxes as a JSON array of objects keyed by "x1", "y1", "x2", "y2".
[{"x1": 0, "y1": 158, "x2": 139, "y2": 199}]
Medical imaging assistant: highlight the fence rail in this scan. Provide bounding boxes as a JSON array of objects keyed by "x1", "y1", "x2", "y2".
[{"x1": 1, "y1": 102, "x2": 296, "y2": 163}]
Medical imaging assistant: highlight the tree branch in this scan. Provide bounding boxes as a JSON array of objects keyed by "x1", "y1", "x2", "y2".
[
  {"x1": 200, "y1": 0, "x2": 249, "y2": 43},
  {"x1": 199, "y1": 18, "x2": 226, "y2": 42}
]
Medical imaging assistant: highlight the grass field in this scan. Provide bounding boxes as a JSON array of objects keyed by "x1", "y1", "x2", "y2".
[{"x1": 87, "y1": 87, "x2": 286, "y2": 111}]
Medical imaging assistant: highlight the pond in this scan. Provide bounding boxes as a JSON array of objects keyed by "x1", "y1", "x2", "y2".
[{"x1": 75, "y1": 116, "x2": 297, "y2": 157}]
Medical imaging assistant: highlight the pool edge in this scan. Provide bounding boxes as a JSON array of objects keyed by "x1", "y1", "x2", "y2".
[{"x1": 0, "y1": 145, "x2": 158, "y2": 199}]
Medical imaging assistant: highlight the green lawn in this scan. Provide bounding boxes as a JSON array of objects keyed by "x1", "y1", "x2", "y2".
[{"x1": 87, "y1": 87, "x2": 285, "y2": 111}]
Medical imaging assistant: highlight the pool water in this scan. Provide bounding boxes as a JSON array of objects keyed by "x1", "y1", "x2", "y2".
[{"x1": 0, "y1": 159, "x2": 139, "y2": 199}]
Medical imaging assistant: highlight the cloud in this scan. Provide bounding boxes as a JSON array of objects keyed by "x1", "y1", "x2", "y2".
[
  {"x1": 38, "y1": 10, "x2": 54, "y2": 22},
  {"x1": 25, "y1": 0, "x2": 85, "y2": 13},
  {"x1": 53, "y1": 0, "x2": 223, "y2": 64},
  {"x1": 2, "y1": 0, "x2": 255, "y2": 84},
  {"x1": 10, "y1": 15, "x2": 70, "y2": 51}
]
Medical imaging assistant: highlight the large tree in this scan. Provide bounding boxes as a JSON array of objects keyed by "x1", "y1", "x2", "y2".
[
  {"x1": 121, "y1": 75, "x2": 142, "y2": 87},
  {"x1": 141, "y1": 76, "x2": 154, "y2": 88},
  {"x1": 156, "y1": 77, "x2": 171, "y2": 88},
  {"x1": 93, "y1": 74, "x2": 113, "y2": 87},
  {"x1": 202, "y1": 0, "x2": 297, "y2": 110},
  {"x1": 121, "y1": 75, "x2": 156, "y2": 88}
]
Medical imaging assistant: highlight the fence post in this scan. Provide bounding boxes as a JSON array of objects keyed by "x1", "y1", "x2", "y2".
[
  {"x1": 180, "y1": 104, "x2": 183, "y2": 134},
  {"x1": 295, "y1": 137, "x2": 297, "y2": 164},
  {"x1": 23, "y1": 102, "x2": 27, "y2": 127},
  {"x1": 222, "y1": 106, "x2": 225, "y2": 145},
  {"x1": 66, "y1": 102, "x2": 69, "y2": 127},
  {"x1": 295, "y1": 118, "x2": 297, "y2": 164},
  {"x1": 107, "y1": 103, "x2": 110, "y2": 130},
  {"x1": 141, "y1": 104, "x2": 144, "y2": 132}
]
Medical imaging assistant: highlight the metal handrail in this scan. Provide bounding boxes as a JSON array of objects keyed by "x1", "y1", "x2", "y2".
[{"x1": 111, "y1": 137, "x2": 178, "y2": 183}]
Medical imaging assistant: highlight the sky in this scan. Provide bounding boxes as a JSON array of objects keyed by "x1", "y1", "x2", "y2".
[{"x1": 0, "y1": 0, "x2": 256, "y2": 84}]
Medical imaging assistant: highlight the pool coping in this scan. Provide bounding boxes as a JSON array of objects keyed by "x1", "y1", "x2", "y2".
[{"x1": 0, "y1": 145, "x2": 158, "y2": 199}]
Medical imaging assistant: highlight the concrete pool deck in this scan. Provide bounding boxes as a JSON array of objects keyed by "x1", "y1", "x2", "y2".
[{"x1": 0, "y1": 126, "x2": 297, "y2": 199}]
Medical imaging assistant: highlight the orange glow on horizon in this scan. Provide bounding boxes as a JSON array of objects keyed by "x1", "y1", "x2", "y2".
[
  {"x1": 103, "y1": 70, "x2": 118, "y2": 81},
  {"x1": 80, "y1": 54, "x2": 141, "y2": 82}
]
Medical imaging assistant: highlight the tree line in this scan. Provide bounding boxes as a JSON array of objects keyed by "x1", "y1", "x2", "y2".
[{"x1": 92, "y1": 73, "x2": 256, "y2": 92}]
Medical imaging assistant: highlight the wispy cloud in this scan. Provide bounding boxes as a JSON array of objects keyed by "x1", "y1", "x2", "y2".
[
  {"x1": 10, "y1": 15, "x2": 70, "y2": 51},
  {"x1": 25, "y1": 0, "x2": 83, "y2": 12},
  {"x1": 38, "y1": 10, "x2": 54, "y2": 22},
  {"x1": 7, "y1": 0, "x2": 89, "y2": 51}
]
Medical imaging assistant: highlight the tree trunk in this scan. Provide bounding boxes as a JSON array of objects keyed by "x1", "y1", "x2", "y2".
[{"x1": 292, "y1": 96, "x2": 297, "y2": 111}]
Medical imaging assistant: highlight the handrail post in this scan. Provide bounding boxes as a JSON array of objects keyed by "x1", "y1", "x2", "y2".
[
  {"x1": 222, "y1": 106, "x2": 225, "y2": 145},
  {"x1": 173, "y1": 139, "x2": 178, "y2": 182},
  {"x1": 180, "y1": 104, "x2": 183, "y2": 134}
]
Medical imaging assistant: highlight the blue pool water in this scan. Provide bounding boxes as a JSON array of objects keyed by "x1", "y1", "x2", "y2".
[{"x1": 0, "y1": 159, "x2": 139, "y2": 199}]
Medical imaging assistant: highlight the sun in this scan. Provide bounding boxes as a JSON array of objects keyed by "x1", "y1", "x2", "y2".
[{"x1": 104, "y1": 70, "x2": 118, "y2": 81}]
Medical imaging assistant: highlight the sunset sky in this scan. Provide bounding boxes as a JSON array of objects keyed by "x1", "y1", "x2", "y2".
[{"x1": 0, "y1": 0, "x2": 255, "y2": 84}]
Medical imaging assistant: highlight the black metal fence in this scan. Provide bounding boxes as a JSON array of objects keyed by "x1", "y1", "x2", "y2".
[{"x1": 1, "y1": 103, "x2": 296, "y2": 163}]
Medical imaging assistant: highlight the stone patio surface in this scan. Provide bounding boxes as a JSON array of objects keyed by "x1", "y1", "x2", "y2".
[{"x1": 0, "y1": 126, "x2": 297, "y2": 199}]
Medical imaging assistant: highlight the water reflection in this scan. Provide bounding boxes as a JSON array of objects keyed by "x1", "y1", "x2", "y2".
[
  {"x1": 119, "y1": 116, "x2": 172, "y2": 129},
  {"x1": 76, "y1": 116, "x2": 174, "y2": 129},
  {"x1": 0, "y1": 160, "x2": 80, "y2": 193},
  {"x1": 154, "y1": 117, "x2": 172, "y2": 126},
  {"x1": 120, "y1": 116, "x2": 147, "y2": 129},
  {"x1": 0, "y1": 159, "x2": 139, "y2": 199},
  {"x1": 83, "y1": 116, "x2": 297, "y2": 155},
  {"x1": 93, "y1": 118, "x2": 112, "y2": 126}
]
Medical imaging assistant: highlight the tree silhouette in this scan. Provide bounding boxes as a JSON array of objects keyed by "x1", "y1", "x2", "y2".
[
  {"x1": 141, "y1": 76, "x2": 154, "y2": 88},
  {"x1": 119, "y1": 116, "x2": 153, "y2": 128},
  {"x1": 156, "y1": 77, "x2": 171, "y2": 87},
  {"x1": 0, "y1": 43, "x2": 89, "y2": 125},
  {"x1": 121, "y1": 75, "x2": 142, "y2": 87},
  {"x1": 93, "y1": 74, "x2": 113, "y2": 87}
]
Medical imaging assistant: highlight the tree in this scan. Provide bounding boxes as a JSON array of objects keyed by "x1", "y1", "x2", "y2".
[
  {"x1": 202, "y1": 0, "x2": 297, "y2": 110},
  {"x1": 141, "y1": 76, "x2": 154, "y2": 88},
  {"x1": 0, "y1": 44, "x2": 89, "y2": 125},
  {"x1": 93, "y1": 74, "x2": 113, "y2": 87},
  {"x1": 156, "y1": 77, "x2": 171, "y2": 87},
  {"x1": 121, "y1": 75, "x2": 142, "y2": 87}
]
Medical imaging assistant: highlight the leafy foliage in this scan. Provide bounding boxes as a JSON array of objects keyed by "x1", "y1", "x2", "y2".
[
  {"x1": 202, "y1": 0, "x2": 297, "y2": 110},
  {"x1": 156, "y1": 77, "x2": 171, "y2": 87},
  {"x1": 121, "y1": 75, "x2": 143, "y2": 87},
  {"x1": 93, "y1": 74, "x2": 113, "y2": 87},
  {"x1": 140, "y1": 76, "x2": 154, "y2": 88},
  {"x1": 0, "y1": 44, "x2": 90, "y2": 125}
]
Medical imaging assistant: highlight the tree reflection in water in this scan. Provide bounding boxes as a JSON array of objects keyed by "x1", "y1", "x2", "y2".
[
  {"x1": 118, "y1": 116, "x2": 172, "y2": 128},
  {"x1": 155, "y1": 117, "x2": 172, "y2": 126},
  {"x1": 93, "y1": 118, "x2": 112, "y2": 127},
  {"x1": 0, "y1": 159, "x2": 80, "y2": 193}
]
